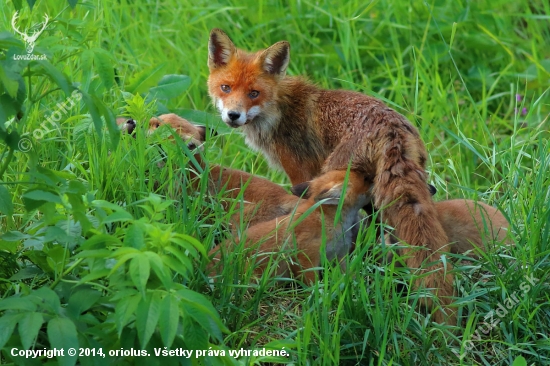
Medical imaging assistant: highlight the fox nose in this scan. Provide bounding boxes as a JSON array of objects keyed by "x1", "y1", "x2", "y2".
[
  {"x1": 126, "y1": 119, "x2": 136, "y2": 134},
  {"x1": 227, "y1": 111, "x2": 241, "y2": 121}
]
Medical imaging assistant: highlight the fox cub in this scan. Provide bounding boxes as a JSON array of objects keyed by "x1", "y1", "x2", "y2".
[
  {"x1": 208, "y1": 170, "x2": 371, "y2": 284},
  {"x1": 145, "y1": 114, "x2": 302, "y2": 230},
  {"x1": 207, "y1": 29, "x2": 454, "y2": 322}
]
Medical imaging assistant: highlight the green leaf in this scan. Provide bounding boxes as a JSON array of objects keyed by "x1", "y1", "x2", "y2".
[
  {"x1": 512, "y1": 356, "x2": 527, "y2": 366},
  {"x1": 124, "y1": 224, "x2": 145, "y2": 250},
  {"x1": 102, "y1": 210, "x2": 133, "y2": 224},
  {"x1": 177, "y1": 289, "x2": 228, "y2": 342},
  {"x1": 130, "y1": 254, "x2": 150, "y2": 296},
  {"x1": 135, "y1": 291, "x2": 161, "y2": 349},
  {"x1": 19, "y1": 312, "x2": 43, "y2": 349},
  {"x1": 0, "y1": 185, "x2": 13, "y2": 217},
  {"x1": 0, "y1": 297, "x2": 37, "y2": 312},
  {"x1": 126, "y1": 63, "x2": 166, "y2": 94},
  {"x1": 26, "y1": 0, "x2": 36, "y2": 10},
  {"x1": 93, "y1": 48, "x2": 115, "y2": 90},
  {"x1": 0, "y1": 66, "x2": 20, "y2": 98},
  {"x1": 115, "y1": 293, "x2": 140, "y2": 337},
  {"x1": 67, "y1": 289, "x2": 102, "y2": 318},
  {"x1": 12, "y1": 0, "x2": 23, "y2": 11},
  {"x1": 159, "y1": 294, "x2": 179, "y2": 348},
  {"x1": 36, "y1": 60, "x2": 71, "y2": 96},
  {"x1": 0, "y1": 313, "x2": 23, "y2": 350},
  {"x1": 80, "y1": 49, "x2": 94, "y2": 91},
  {"x1": 67, "y1": 0, "x2": 77, "y2": 8},
  {"x1": 149, "y1": 74, "x2": 191, "y2": 100},
  {"x1": 47, "y1": 317, "x2": 78, "y2": 366},
  {"x1": 145, "y1": 251, "x2": 171, "y2": 289},
  {"x1": 95, "y1": 94, "x2": 120, "y2": 149},
  {"x1": 33, "y1": 287, "x2": 61, "y2": 314},
  {"x1": 80, "y1": 91, "x2": 103, "y2": 141},
  {"x1": 22, "y1": 189, "x2": 62, "y2": 205}
]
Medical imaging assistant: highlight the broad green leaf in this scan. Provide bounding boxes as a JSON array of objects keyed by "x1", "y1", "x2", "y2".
[
  {"x1": 124, "y1": 224, "x2": 145, "y2": 250},
  {"x1": 95, "y1": 95, "x2": 119, "y2": 149},
  {"x1": 159, "y1": 294, "x2": 179, "y2": 347},
  {"x1": 80, "y1": 49, "x2": 94, "y2": 91},
  {"x1": 36, "y1": 60, "x2": 71, "y2": 96},
  {"x1": 115, "y1": 294, "x2": 140, "y2": 337},
  {"x1": 145, "y1": 251, "x2": 171, "y2": 289},
  {"x1": 0, "y1": 313, "x2": 23, "y2": 350},
  {"x1": 19, "y1": 312, "x2": 43, "y2": 349},
  {"x1": 182, "y1": 316, "x2": 208, "y2": 351},
  {"x1": 1, "y1": 231, "x2": 31, "y2": 241},
  {"x1": 0, "y1": 67, "x2": 19, "y2": 98},
  {"x1": 126, "y1": 63, "x2": 166, "y2": 94},
  {"x1": 102, "y1": 210, "x2": 133, "y2": 224},
  {"x1": 47, "y1": 317, "x2": 78, "y2": 366},
  {"x1": 0, "y1": 297, "x2": 37, "y2": 312},
  {"x1": 0, "y1": 185, "x2": 13, "y2": 217},
  {"x1": 26, "y1": 0, "x2": 36, "y2": 10},
  {"x1": 177, "y1": 289, "x2": 228, "y2": 342},
  {"x1": 67, "y1": 0, "x2": 77, "y2": 9},
  {"x1": 512, "y1": 356, "x2": 527, "y2": 366},
  {"x1": 67, "y1": 289, "x2": 102, "y2": 318},
  {"x1": 33, "y1": 287, "x2": 62, "y2": 314},
  {"x1": 92, "y1": 48, "x2": 115, "y2": 89},
  {"x1": 23, "y1": 189, "x2": 62, "y2": 204},
  {"x1": 149, "y1": 74, "x2": 191, "y2": 100},
  {"x1": 130, "y1": 254, "x2": 150, "y2": 296},
  {"x1": 135, "y1": 291, "x2": 161, "y2": 349},
  {"x1": 80, "y1": 91, "x2": 103, "y2": 141}
]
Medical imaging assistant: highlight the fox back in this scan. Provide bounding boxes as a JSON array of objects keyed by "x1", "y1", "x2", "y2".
[{"x1": 208, "y1": 170, "x2": 371, "y2": 283}]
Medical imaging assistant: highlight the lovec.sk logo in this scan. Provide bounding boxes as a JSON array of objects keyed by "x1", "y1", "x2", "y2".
[{"x1": 11, "y1": 11, "x2": 49, "y2": 60}]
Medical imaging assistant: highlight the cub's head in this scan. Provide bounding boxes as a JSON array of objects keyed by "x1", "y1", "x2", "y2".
[
  {"x1": 291, "y1": 170, "x2": 372, "y2": 209},
  {"x1": 207, "y1": 28, "x2": 290, "y2": 128},
  {"x1": 148, "y1": 113, "x2": 209, "y2": 150}
]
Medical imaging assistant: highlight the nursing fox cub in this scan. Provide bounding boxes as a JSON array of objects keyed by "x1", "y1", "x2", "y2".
[
  {"x1": 208, "y1": 170, "x2": 371, "y2": 283},
  {"x1": 207, "y1": 29, "x2": 454, "y2": 322}
]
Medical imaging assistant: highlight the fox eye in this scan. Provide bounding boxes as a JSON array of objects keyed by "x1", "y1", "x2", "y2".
[
  {"x1": 221, "y1": 85, "x2": 231, "y2": 93},
  {"x1": 249, "y1": 90, "x2": 260, "y2": 99}
]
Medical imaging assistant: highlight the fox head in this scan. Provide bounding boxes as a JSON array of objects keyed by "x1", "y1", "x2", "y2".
[
  {"x1": 291, "y1": 170, "x2": 372, "y2": 210},
  {"x1": 148, "y1": 113, "x2": 209, "y2": 149},
  {"x1": 117, "y1": 114, "x2": 211, "y2": 150},
  {"x1": 207, "y1": 28, "x2": 290, "y2": 128}
]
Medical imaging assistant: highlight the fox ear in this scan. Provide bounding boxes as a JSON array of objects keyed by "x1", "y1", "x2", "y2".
[
  {"x1": 314, "y1": 183, "x2": 343, "y2": 205},
  {"x1": 260, "y1": 41, "x2": 290, "y2": 77},
  {"x1": 208, "y1": 29, "x2": 236, "y2": 69},
  {"x1": 291, "y1": 181, "x2": 311, "y2": 198}
]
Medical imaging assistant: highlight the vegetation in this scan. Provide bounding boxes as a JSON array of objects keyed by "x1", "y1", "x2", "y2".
[{"x1": 0, "y1": 0, "x2": 549, "y2": 365}]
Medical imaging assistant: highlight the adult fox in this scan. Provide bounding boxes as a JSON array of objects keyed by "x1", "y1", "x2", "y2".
[{"x1": 207, "y1": 29, "x2": 454, "y2": 323}]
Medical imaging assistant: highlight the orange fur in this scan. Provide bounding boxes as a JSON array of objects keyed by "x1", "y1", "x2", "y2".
[
  {"x1": 207, "y1": 170, "x2": 371, "y2": 283},
  {"x1": 207, "y1": 29, "x2": 455, "y2": 323},
  {"x1": 434, "y1": 199, "x2": 510, "y2": 253},
  {"x1": 147, "y1": 114, "x2": 301, "y2": 230}
]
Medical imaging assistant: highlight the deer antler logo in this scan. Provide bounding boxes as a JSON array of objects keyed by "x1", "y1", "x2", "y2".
[{"x1": 11, "y1": 12, "x2": 49, "y2": 54}]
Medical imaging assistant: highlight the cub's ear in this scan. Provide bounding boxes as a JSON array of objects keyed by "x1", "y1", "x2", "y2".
[
  {"x1": 291, "y1": 181, "x2": 311, "y2": 199},
  {"x1": 208, "y1": 29, "x2": 236, "y2": 69},
  {"x1": 314, "y1": 183, "x2": 343, "y2": 205},
  {"x1": 194, "y1": 125, "x2": 217, "y2": 142},
  {"x1": 428, "y1": 184, "x2": 437, "y2": 196},
  {"x1": 260, "y1": 41, "x2": 290, "y2": 77}
]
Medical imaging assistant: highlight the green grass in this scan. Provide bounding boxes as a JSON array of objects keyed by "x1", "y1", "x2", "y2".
[{"x1": 1, "y1": 0, "x2": 549, "y2": 365}]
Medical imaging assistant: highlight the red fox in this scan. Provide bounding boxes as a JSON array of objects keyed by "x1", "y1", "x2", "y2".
[
  {"x1": 385, "y1": 199, "x2": 510, "y2": 262},
  {"x1": 433, "y1": 199, "x2": 510, "y2": 254},
  {"x1": 207, "y1": 29, "x2": 455, "y2": 323},
  {"x1": 146, "y1": 114, "x2": 302, "y2": 230},
  {"x1": 208, "y1": 169, "x2": 371, "y2": 283}
]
